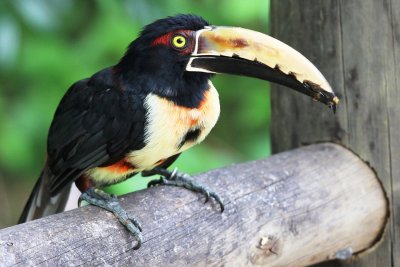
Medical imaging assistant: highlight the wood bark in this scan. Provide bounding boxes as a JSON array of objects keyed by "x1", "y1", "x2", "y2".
[
  {"x1": 0, "y1": 144, "x2": 388, "y2": 267},
  {"x1": 270, "y1": 1, "x2": 399, "y2": 266}
]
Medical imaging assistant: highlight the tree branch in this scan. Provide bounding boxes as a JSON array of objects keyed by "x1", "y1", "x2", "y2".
[{"x1": 0, "y1": 143, "x2": 388, "y2": 267}]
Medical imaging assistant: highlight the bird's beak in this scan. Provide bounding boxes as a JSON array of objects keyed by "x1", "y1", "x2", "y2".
[{"x1": 187, "y1": 26, "x2": 339, "y2": 111}]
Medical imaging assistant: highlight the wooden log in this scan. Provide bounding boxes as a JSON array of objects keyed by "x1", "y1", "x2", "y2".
[
  {"x1": 0, "y1": 143, "x2": 388, "y2": 266},
  {"x1": 270, "y1": 1, "x2": 399, "y2": 266}
]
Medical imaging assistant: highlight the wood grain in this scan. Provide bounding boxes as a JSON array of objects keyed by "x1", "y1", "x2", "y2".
[
  {"x1": 0, "y1": 144, "x2": 388, "y2": 267},
  {"x1": 270, "y1": 1, "x2": 398, "y2": 266}
]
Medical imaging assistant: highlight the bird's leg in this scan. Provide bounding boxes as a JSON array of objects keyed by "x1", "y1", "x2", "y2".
[
  {"x1": 79, "y1": 187, "x2": 143, "y2": 249},
  {"x1": 147, "y1": 167, "x2": 224, "y2": 212}
]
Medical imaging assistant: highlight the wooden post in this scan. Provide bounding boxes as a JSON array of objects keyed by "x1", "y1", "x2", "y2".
[
  {"x1": 0, "y1": 144, "x2": 388, "y2": 266},
  {"x1": 270, "y1": 1, "x2": 398, "y2": 266}
]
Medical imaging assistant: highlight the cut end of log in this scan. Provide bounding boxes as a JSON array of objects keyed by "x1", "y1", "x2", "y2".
[{"x1": 339, "y1": 143, "x2": 390, "y2": 259}]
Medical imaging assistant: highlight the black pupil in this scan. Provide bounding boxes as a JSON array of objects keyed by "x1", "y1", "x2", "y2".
[{"x1": 177, "y1": 38, "x2": 183, "y2": 44}]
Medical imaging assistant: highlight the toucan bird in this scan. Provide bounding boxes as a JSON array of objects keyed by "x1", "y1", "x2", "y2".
[{"x1": 19, "y1": 14, "x2": 338, "y2": 249}]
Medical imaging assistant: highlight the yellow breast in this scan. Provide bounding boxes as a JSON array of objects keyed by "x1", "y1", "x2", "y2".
[{"x1": 128, "y1": 81, "x2": 220, "y2": 171}]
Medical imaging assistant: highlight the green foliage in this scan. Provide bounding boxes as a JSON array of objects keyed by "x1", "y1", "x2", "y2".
[{"x1": 0, "y1": 1, "x2": 270, "y2": 198}]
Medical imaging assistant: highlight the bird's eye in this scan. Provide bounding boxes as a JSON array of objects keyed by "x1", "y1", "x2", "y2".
[{"x1": 171, "y1": 34, "x2": 187, "y2": 49}]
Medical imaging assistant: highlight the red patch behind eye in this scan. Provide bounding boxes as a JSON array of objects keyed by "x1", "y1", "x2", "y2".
[
  {"x1": 151, "y1": 30, "x2": 193, "y2": 49},
  {"x1": 151, "y1": 32, "x2": 173, "y2": 47}
]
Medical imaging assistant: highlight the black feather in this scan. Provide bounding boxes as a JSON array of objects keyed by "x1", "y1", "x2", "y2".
[{"x1": 46, "y1": 68, "x2": 146, "y2": 195}]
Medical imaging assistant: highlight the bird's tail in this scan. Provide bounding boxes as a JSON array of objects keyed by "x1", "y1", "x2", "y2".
[{"x1": 18, "y1": 166, "x2": 71, "y2": 223}]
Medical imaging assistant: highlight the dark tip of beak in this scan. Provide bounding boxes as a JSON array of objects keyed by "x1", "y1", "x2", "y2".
[
  {"x1": 331, "y1": 96, "x2": 339, "y2": 114},
  {"x1": 303, "y1": 80, "x2": 338, "y2": 112},
  {"x1": 330, "y1": 102, "x2": 337, "y2": 114}
]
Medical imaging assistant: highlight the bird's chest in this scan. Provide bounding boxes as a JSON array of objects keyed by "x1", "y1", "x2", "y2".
[{"x1": 127, "y1": 82, "x2": 220, "y2": 170}]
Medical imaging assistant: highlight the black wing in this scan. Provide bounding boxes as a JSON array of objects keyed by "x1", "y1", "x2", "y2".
[{"x1": 46, "y1": 68, "x2": 146, "y2": 195}]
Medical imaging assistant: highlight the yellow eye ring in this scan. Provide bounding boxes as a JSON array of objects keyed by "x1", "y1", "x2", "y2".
[{"x1": 171, "y1": 34, "x2": 187, "y2": 49}]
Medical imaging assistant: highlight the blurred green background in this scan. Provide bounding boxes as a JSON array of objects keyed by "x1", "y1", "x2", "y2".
[{"x1": 0, "y1": 0, "x2": 270, "y2": 228}]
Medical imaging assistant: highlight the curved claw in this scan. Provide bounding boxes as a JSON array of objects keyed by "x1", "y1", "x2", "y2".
[
  {"x1": 202, "y1": 190, "x2": 210, "y2": 203},
  {"x1": 210, "y1": 192, "x2": 224, "y2": 213},
  {"x1": 147, "y1": 180, "x2": 158, "y2": 188},
  {"x1": 132, "y1": 240, "x2": 141, "y2": 250},
  {"x1": 130, "y1": 231, "x2": 143, "y2": 250},
  {"x1": 77, "y1": 197, "x2": 86, "y2": 207},
  {"x1": 200, "y1": 189, "x2": 224, "y2": 212},
  {"x1": 147, "y1": 177, "x2": 166, "y2": 188}
]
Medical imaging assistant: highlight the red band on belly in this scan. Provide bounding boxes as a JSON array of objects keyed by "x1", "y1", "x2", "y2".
[{"x1": 101, "y1": 159, "x2": 136, "y2": 174}]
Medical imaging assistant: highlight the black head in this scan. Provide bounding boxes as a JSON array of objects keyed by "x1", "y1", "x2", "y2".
[
  {"x1": 116, "y1": 14, "x2": 212, "y2": 107},
  {"x1": 136, "y1": 14, "x2": 208, "y2": 48}
]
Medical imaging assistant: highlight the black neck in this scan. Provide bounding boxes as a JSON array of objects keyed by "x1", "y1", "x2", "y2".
[{"x1": 116, "y1": 49, "x2": 212, "y2": 108}]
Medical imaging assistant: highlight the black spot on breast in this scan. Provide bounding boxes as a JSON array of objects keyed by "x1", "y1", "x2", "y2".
[{"x1": 178, "y1": 128, "x2": 201, "y2": 149}]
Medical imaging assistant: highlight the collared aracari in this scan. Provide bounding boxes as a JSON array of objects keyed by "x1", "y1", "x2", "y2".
[{"x1": 19, "y1": 14, "x2": 338, "y2": 249}]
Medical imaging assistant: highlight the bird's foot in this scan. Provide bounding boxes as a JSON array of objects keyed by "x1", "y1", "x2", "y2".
[
  {"x1": 147, "y1": 167, "x2": 224, "y2": 212},
  {"x1": 79, "y1": 188, "x2": 143, "y2": 249}
]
